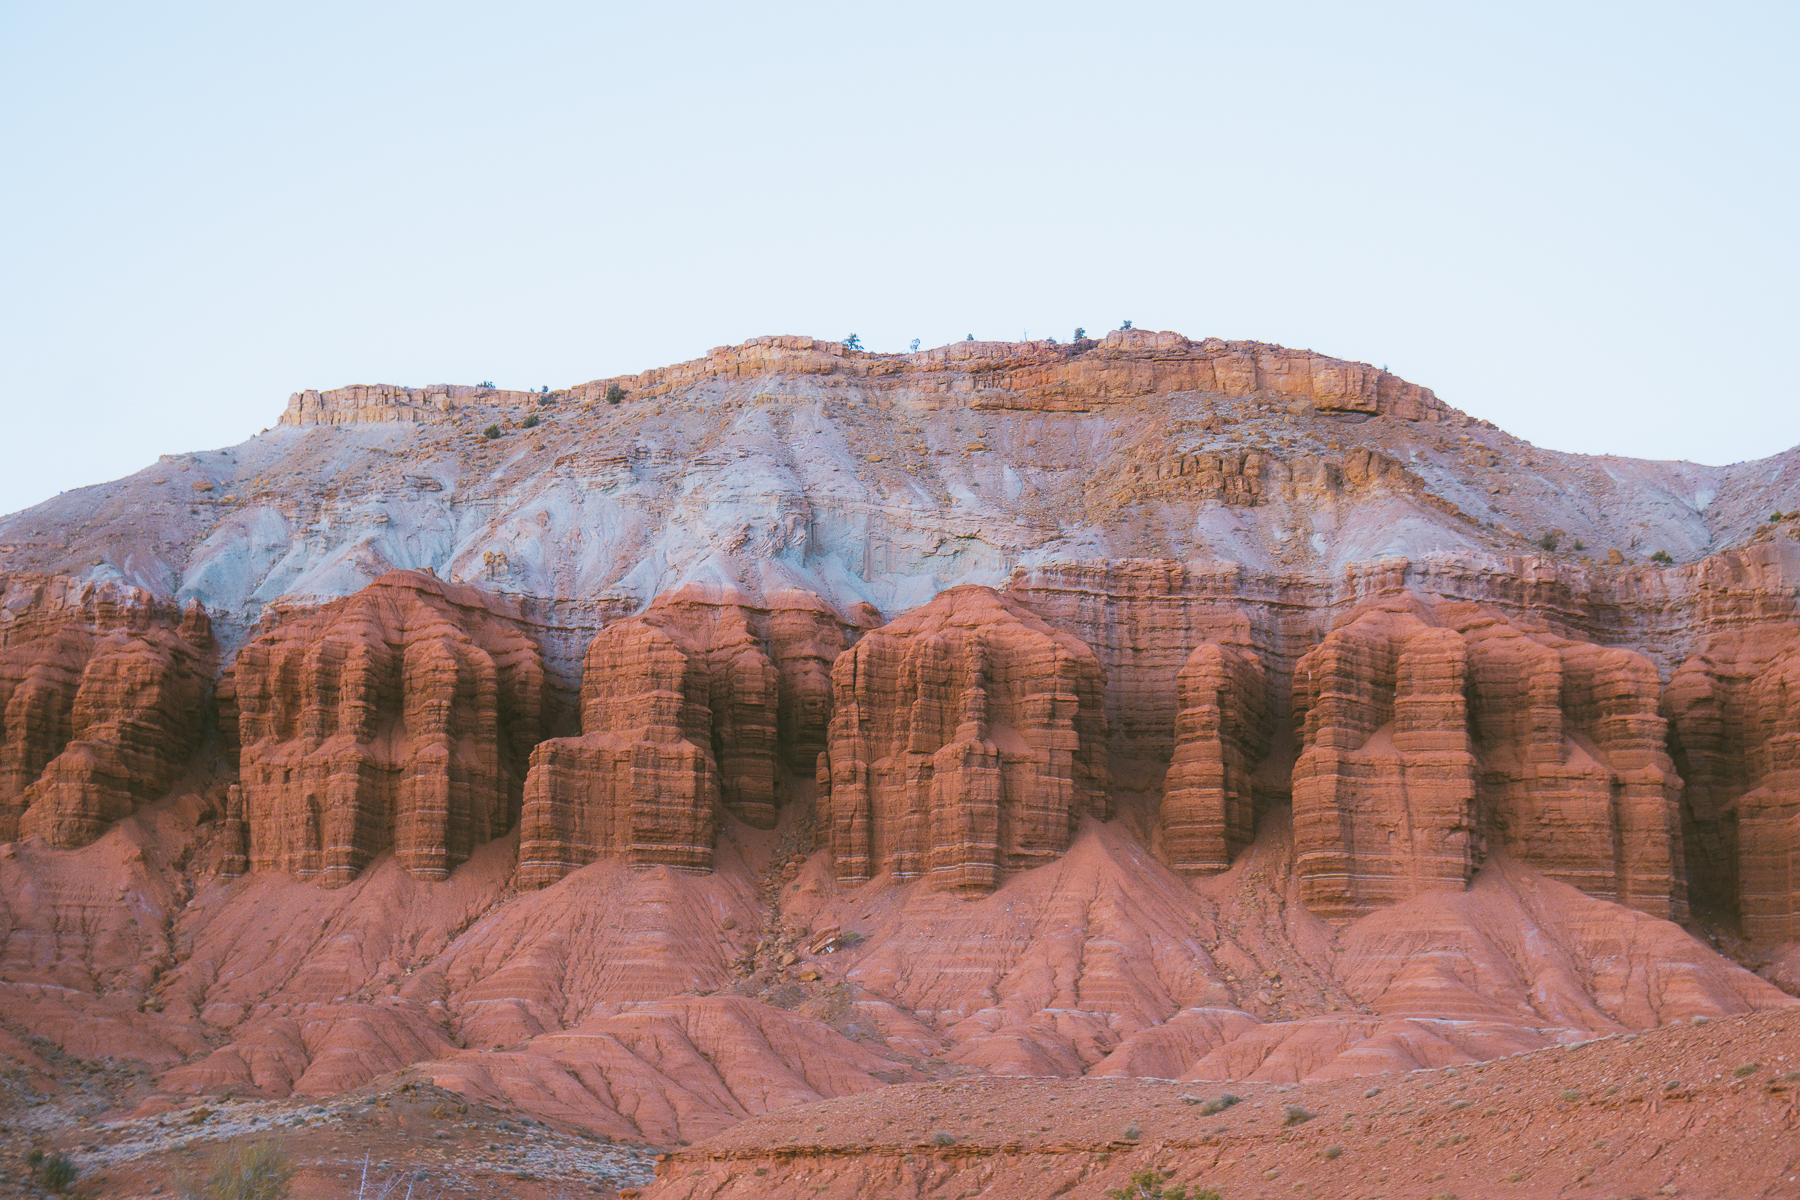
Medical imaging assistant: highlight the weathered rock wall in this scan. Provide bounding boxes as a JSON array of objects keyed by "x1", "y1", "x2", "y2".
[
  {"x1": 517, "y1": 589, "x2": 861, "y2": 886},
  {"x1": 1666, "y1": 626, "x2": 1800, "y2": 940},
  {"x1": 818, "y1": 586, "x2": 1109, "y2": 894},
  {"x1": 1291, "y1": 596, "x2": 1685, "y2": 921},
  {"x1": 224, "y1": 571, "x2": 545, "y2": 885},
  {"x1": 0, "y1": 575, "x2": 214, "y2": 846},
  {"x1": 1159, "y1": 641, "x2": 1272, "y2": 875}
]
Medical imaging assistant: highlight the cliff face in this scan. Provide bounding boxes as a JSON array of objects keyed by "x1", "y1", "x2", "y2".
[
  {"x1": 0, "y1": 574, "x2": 214, "y2": 846},
  {"x1": 1666, "y1": 627, "x2": 1800, "y2": 940},
  {"x1": 818, "y1": 586, "x2": 1109, "y2": 894},
  {"x1": 518, "y1": 588, "x2": 862, "y2": 886},
  {"x1": 224, "y1": 571, "x2": 545, "y2": 886},
  {"x1": 1291, "y1": 596, "x2": 1685, "y2": 921}
]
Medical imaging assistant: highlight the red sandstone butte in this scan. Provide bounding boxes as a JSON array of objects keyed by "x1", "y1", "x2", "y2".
[{"x1": 224, "y1": 570, "x2": 545, "y2": 885}]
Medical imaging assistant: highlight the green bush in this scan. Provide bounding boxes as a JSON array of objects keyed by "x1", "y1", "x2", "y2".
[
  {"x1": 1539, "y1": 531, "x2": 1560, "y2": 551},
  {"x1": 180, "y1": 1141, "x2": 295, "y2": 1200},
  {"x1": 1650, "y1": 550, "x2": 1674, "y2": 565},
  {"x1": 1282, "y1": 1104, "x2": 1315, "y2": 1126},
  {"x1": 929, "y1": 1130, "x2": 956, "y2": 1146},
  {"x1": 521, "y1": 413, "x2": 540, "y2": 429},
  {"x1": 1198, "y1": 1092, "x2": 1241, "y2": 1116},
  {"x1": 605, "y1": 384, "x2": 628, "y2": 405},
  {"x1": 483, "y1": 425, "x2": 502, "y2": 439},
  {"x1": 32, "y1": 1150, "x2": 78, "y2": 1193},
  {"x1": 1734, "y1": 1063, "x2": 1760, "y2": 1078},
  {"x1": 1105, "y1": 1167, "x2": 1220, "y2": 1200}
]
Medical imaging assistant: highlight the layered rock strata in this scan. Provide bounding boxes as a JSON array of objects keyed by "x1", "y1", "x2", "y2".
[
  {"x1": 818, "y1": 586, "x2": 1109, "y2": 894},
  {"x1": 1292, "y1": 596, "x2": 1685, "y2": 921},
  {"x1": 518, "y1": 589, "x2": 858, "y2": 885},
  {"x1": 1666, "y1": 627, "x2": 1800, "y2": 940},
  {"x1": 226, "y1": 571, "x2": 545, "y2": 885},
  {"x1": 0, "y1": 575, "x2": 214, "y2": 846},
  {"x1": 1159, "y1": 641, "x2": 1272, "y2": 875}
]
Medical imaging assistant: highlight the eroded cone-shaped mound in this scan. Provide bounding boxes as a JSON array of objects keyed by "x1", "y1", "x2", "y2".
[
  {"x1": 1293, "y1": 596, "x2": 1683, "y2": 921},
  {"x1": 1159, "y1": 641, "x2": 1271, "y2": 875},
  {"x1": 820, "y1": 585, "x2": 1108, "y2": 894},
  {"x1": 1667, "y1": 626, "x2": 1800, "y2": 940},
  {"x1": 518, "y1": 587, "x2": 857, "y2": 886},
  {"x1": 226, "y1": 571, "x2": 545, "y2": 886},
  {"x1": 0, "y1": 575, "x2": 215, "y2": 846}
]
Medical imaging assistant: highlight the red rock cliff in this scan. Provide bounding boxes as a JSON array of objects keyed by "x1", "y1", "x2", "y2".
[
  {"x1": 0, "y1": 575, "x2": 214, "y2": 846},
  {"x1": 1292, "y1": 596, "x2": 1684, "y2": 921},
  {"x1": 225, "y1": 571, "x2": 545, "y2": 886},
  {"x1": 818, "y1": 586, "x2": 1109, "y2": 894},
  {"x1": 517, "y1": 588, "x2": 858, "y2": 886}
]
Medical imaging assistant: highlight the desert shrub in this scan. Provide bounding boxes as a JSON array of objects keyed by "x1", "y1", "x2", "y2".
[
  {"x1": 1123, "y1": 1123, "x2": 1142, "y2": 1140},
  {"x1": 1650, "y1": 550, "x2": 1674, "y2": 565},
  {"x1": 479, "y1": 380, "x2": 495, "y2": 389},
  {"x1": 482, "y1": 425, "x2": 501, "y2": 439},
  {"x1": 28, "y1": 1151, "x2": 78, "y2": 1193},
  {"x1": 1198, "y1": 1092, "x2": 1241, "y2": 1116},
  {"x1": 1324, "y1": 1144, "x2": 1343, "y2": 1159},
  {"x1": 180, "y1": 1141, "x2": 295, "y2": 1200},
  {"x1": 1734, "y1": 1063, "x2": 1760, "y2": 1078},
  {"x1": 1105, "y1": 1168, "x2": 1220, "y2": 1200},
  {"x1": 1363, "y1": 1086, "x2": 1381, "y2": 1098},
  {"x1": 1121, "y1": 320, "x2": 1133, "y2": 330},
  {"x1": 1074, "y1": 327, "x2": 1086, "y2": 340},
  {"x1": 1772, "y1": 511, "x2": 1786, "y2": 522},
  {"x1": 929, "y1": 1130, "x2": 956, "y2": 1146},
  {"x1": 844, "y1": 334, "x2": 862, "y2": 350},
  {"x1": 1559, "y1": 1089, "x2": 1582, "y2": 1102},
  {"x1": 1282, "y1": 1104, "x2": 1315, "y2": 1126},
  {"x1": 605, "y1": 384, "x2": 628, "y2": 405},
  {"x1": 1539, "y1": 531, "x2": 1560, "y2": 551},
  {"x1": 1572, "y1": 539, "x2": 1586, "y2": 551},
  {"x1": 521, "y1": 413, "x2": 539, "y2": 429},
  {"x1": 965, "y1": 333, "x2": 975, "y2": 341}
]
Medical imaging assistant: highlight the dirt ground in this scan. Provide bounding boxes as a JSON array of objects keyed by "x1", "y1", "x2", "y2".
[{"x1": 637, "y1": 1007, "x2": 1800, "y2": 1200}]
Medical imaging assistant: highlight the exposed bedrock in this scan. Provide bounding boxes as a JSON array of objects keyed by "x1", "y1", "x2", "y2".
[
  {"x1": 1291, "y1": 595, "x2": 1685, "y2": 922},
  {"x1": 817, "y1": 586, "x2": 1110, "y2": 895},
  {"x1": 1666, "y1": 625, "x2": 1800, "y2": 941},
  {"x1": 517, "y1": 587, "x2": 860, "y2": 886},
  {"x1": 1159, "y1": 641, "x2": 1273, "y2": 876},
  {"x1": 224, "y1": 571, "x2": 546, "y2": 886},
  {"x1": 0, "y1": 574, "x2": 215, "y2": 846}
]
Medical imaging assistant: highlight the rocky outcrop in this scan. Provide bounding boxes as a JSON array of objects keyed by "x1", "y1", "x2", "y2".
[
  {"x1": 1159, "y1": 642, "x2": 1272, "y2": 875},
  {"x1": 281, "y1": 383, "x2": 548, "y2": 426},
  {"x1": 0, "y1": 575, "x2": 215, "y2": 846},
  {"x1": 818, "y1": 586, "x2": 1109, "y2": 894},
  {"x1": 281, "y1": 332, "x2": 1453, "y2": 426},
  {"x1": 1666, "y1": 626, "x2": 1800, "y2": 940},
  {"x1": 1292, "y1": 596, "x2": 1684, "y2": 921},
  {"x1": 517, "y1": 589, "x2": 858, "y2": 886},
  {"x1": 226, "y1": 571, "x2": 545, "y2": 885}
]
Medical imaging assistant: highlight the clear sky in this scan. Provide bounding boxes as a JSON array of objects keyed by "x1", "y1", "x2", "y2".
[{"x1": 2, "y1": 1, "x2": 1795, "y2": 518}]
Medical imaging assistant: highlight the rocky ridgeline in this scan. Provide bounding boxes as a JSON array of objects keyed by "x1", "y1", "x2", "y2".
[{"x1": 279, "y1": 330, "x2": 1456, "y2": 426}]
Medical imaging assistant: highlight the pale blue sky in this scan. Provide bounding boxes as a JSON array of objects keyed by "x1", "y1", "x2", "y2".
[{"x1": 2, "y1": 1, "x2": 1795, "y2": 517}]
